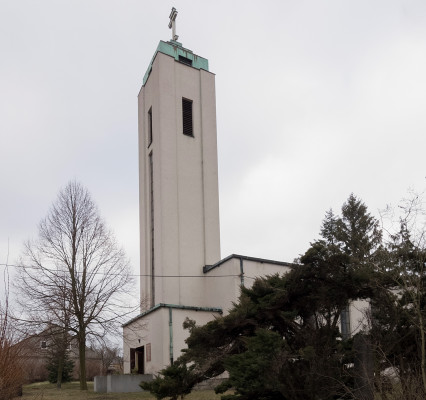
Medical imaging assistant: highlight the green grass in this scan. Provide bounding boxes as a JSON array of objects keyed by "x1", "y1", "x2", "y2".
[
  {"x1": 19, "y1": 381, "x2": 225, "y2": 400},
  {"x1": 20, "y1": 381, "x2": 150, "y2": 399}
]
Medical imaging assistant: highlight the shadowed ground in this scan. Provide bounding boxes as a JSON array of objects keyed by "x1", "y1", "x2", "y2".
[{"x1": 17, "y1": 381, "x2": 225, "y2": 400}]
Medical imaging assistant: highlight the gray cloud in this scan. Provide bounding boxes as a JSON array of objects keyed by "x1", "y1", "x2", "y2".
[{"x1": 1, "y1": 1, "x2": 426, "y2": 289}]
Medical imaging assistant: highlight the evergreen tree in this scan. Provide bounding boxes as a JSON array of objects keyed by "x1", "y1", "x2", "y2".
[
  {"x1": 304, "y1": 194, "x2": 382, "y2": 276},
  {"x1": 215, "y1": 329, "x2": 285, "y2": 400},
  {"x1": 178, "y1": 261, "x2": 374, "y2": 400},
  {"x1": 320, "y1": 208, "x2": 339, "y2": 246},
  {"x1": 140, "y1": 361, "x2": 197, "y2": 400},
  {"x1": 336, "y1": 193, "x2": 382, "y2": 263},
  {"x1": 46, "y1": 349, "x2": 74, "y2": 384}
]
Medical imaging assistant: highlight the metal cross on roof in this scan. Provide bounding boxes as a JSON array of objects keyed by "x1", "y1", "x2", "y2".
[{"x1": 168, "y1": 7, "x2": 179, "y2": 41}]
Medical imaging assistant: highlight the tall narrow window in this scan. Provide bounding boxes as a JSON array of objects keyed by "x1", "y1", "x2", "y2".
[
  {"x1": 147, "y1": 107, "x2": 153, "y2": 146},
  {"x1": 182, "y1": 98, "x2": 193, "y2": 137},
  {"x1": 149, "y1": 152, "x2": 155, "y2": 307},
  {"x1": 146, "y1": 343, "x2": 151, "y2": 362}
]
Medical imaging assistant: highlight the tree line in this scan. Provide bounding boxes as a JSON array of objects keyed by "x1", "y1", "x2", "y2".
[{"x1": 143, "y1": 193, "x2": 426, "y2": 400}]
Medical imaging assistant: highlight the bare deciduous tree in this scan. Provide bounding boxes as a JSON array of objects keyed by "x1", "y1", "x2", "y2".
[
  {"x1": 0, "y1": 264, "x2": 25, "y2": 400},
  {"x1": 16, "y1": 181, "x2": 135, "y2": 390},
  {"x1": 372, "y1": 192, "x2": 426, "y2": 398},
  {"x1": 92, "y1": 341, "x2": 121, "y2": 375}
]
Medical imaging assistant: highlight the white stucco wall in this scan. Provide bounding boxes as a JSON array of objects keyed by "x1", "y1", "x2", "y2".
[
  {"x1": 123, "y1": 307, "x2": 221, "y2": 374},
  {"x1": 204, "y1": 256, "x2": 292, "y2": 313},
  {"x1": 123, "y1": 308, "x2": 168, "y2": 374},
  {"x1": 348, "y1": 299, "x2": 370, "y2": 335},
  {"x1": 171, "y1": 309, "x2": 222, "y2": 361}
]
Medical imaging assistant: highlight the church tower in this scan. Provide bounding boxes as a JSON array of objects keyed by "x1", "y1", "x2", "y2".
[
  {"x1": 122, "y1": 9, "x2": 223, "y2": 373},
  {"x1": 122, "y1": 9, "x2": 367, "y2": 379},
  {"x1": 138, "y1": 8, "x2": 221, "y2": 310},
  {"x1": 123, "y1": 9, "x2": 299, "y2": 376}
]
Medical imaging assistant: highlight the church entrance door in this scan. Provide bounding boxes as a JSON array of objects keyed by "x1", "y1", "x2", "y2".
[{"x1": 135, "y1": 346, "x2": 145, "y2": 374}]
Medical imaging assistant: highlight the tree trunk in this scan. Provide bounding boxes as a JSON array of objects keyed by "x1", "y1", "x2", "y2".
[
  {"x1": 56, "y1": 352, "x2": 64, "y2": 389},
  {"x1": 418, "y1": 308, "x2": 426, "y2": 393},
  {"x1": 78, "y1": 331, "x2": 87, "y2": 390},
  {"x1": 354, "y1": 334, "x2": 374, "y2": 400}
]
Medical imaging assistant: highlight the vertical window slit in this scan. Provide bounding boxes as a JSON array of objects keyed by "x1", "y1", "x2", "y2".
[
  {"x1": 149, "y1": 152, "x2": 154, "y2": 306},
  {"x1": 148, "y1": 107, "x2": 153, "y2": 146},
  {"x1": 182, "y1": 98, "x2": 193, "y2": 137}
]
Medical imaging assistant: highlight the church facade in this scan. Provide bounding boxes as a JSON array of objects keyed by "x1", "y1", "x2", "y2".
[{"x1": 123, "y1": 13, "x2": 367, "y2": 374}]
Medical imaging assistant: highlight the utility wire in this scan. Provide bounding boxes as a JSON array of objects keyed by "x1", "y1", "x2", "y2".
[{"x1": 0, "y1": 262, "x2": 244, "y2": 279}]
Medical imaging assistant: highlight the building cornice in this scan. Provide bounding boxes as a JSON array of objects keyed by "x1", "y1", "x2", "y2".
[
  {"x1": 203, "y1": 253, "x2": 296, "y2": 273},
  {"x1": 122, "y1": 303, "x2": 223, "y2": 328}
]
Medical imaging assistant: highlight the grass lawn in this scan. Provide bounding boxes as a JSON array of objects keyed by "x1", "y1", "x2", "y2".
[{"x1": 19, "y1": 381, "x2": 225, "y2": 400}]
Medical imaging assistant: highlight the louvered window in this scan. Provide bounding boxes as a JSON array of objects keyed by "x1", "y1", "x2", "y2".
[
  {"x1": 179, "y1": 55, "x2": 192, "y2": 66},
  {"x1": 147, "y1": 107, "x2": 153, "y2": 147},
  {"x1": 182, "y1": 98, "x2": 193, "y2": 137}
]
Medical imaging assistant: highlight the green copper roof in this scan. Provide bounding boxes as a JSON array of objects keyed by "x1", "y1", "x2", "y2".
[{"x1": 143, "y1": 40, "x2": 209, "y2": 85}]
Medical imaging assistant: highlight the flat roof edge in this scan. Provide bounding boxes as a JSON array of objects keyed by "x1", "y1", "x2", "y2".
[
  {"x1": 142, "y1": 40, "x2": 209, "y2": 86},
  {"x1": 122, "y1": 303, "x2": 223, "y2": 328},
  {"x1": 203, "y1": 254, "x2": 296, "y2": 273}
]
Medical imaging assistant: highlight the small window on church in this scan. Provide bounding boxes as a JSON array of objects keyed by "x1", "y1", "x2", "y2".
[
  {"x1": 41, "y1": 341, "x2": 47, "y2": 349},
  {"x1": 146, "y1": 343, "x2": 151, "y2": 362},
  {"x1": 148, "y1": 107, "x2": 153, "y2": 147},
  {"x1": 179, "y1": 55, "x2": 192, "y2": 66},
  {"x1": 182, "y1": 98, "x2": 193, "y2": 137}
]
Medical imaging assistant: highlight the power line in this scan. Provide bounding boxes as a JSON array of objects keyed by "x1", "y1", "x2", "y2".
[{"x1": 0, "y1": 263, "x2": 242, "y2": 279}]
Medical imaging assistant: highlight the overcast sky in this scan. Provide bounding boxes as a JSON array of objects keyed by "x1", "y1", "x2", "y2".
[{"x1": 1, "y1": 0, "x2": 426, "y2": 297}]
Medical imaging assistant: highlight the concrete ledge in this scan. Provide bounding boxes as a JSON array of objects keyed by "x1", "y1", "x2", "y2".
[
  {"x1": 94, "y1": 375, "x2": 107, "y2": 393},
  {"x1": 94, "y1": 374, "x2": 153, "y2": 393}
]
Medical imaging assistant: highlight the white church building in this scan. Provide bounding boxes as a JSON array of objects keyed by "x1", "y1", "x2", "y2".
[{"x1": 123, "y1": 9, "x2": 366, "y2": 375}]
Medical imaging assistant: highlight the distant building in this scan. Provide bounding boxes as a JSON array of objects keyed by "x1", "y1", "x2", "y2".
[
  {"x1": 122, "y1": 9, "x2": 368, "y2": 375},
  {"x1": 18, "y1": 329, "x2": 102, "y2": 382}
]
